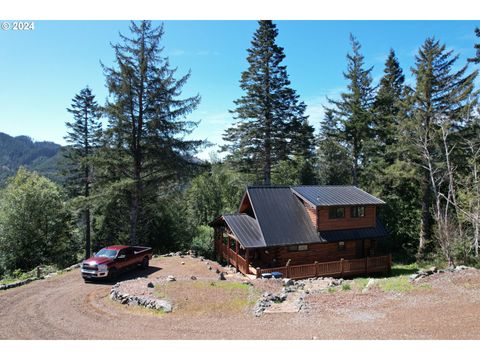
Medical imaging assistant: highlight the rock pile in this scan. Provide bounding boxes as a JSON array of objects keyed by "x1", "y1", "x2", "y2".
[
  {"x1": 110, "y1": 284, "x2": 172, "y2": 312},
  {"x1": 409, "y1": 265, "x2": 474, "y2": 282}
]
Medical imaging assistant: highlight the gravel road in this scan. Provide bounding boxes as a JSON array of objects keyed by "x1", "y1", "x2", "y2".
[{"x1": 1, "y1": 257, "x2": 480, "y2": 339}]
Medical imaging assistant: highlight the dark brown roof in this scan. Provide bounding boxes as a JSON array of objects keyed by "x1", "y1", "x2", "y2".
[
  {"x1": 292, "y1": 186, "x2": 385, "y2": 206},
  {"x1": 223, "y1": 214, "x2": 265, "y2": 248},
  {"x1": 210, "y1": 186, "x2": 388, "y2": 249},
  {"x1": 246, "y1": 186, "x2": 320, "y2": 247}
]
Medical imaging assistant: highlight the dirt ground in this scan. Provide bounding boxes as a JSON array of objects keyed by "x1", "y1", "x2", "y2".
[{"x1": 1, "y1": 255, "x2": 480, "y2": 339}]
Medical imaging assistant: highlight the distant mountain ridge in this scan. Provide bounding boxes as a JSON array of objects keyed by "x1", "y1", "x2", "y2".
[{"x1": 0, "y1": 132, "x2": 63, "y2": 186}]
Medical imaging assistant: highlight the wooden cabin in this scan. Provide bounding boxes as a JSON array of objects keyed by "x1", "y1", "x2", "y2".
[{"x1": 209, "y1": 186, "x2": 391, "y2": 280}]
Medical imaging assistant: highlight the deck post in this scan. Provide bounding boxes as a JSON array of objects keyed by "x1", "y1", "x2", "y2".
[
  {"x1": 235, "y1": 240, "x2": 239, "y2": 271},
  {"x1": 256, "y1": 267, "x2": 260, "y2": 279},
  {"x1": 245, "y1": 248, "x2": 250, "y2": 274},
  {"x1": 340, "y1": 258, "x2": 344, "y2": 277},
  {"x1": 314, "y1": 261, "x2": 318, "y2": 277}
]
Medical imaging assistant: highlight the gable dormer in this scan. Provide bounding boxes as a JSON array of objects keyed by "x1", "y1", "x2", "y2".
[{"x1": 291, "y1": 186, "x2": 385, "y2": 231}]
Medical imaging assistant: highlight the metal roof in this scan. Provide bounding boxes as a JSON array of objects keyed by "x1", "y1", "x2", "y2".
[
  {"x1": 319, "y1": 219, "x2": 389, "y2": 243},
  {"x1": 292, "y1": 186, "x2": 385, "y2": 206},
  {"x1": 223, "y1": 214, "x2": 265, "y2": 248},
  {"x1": 246, "y1": 186, "x2": 320, "y2": 247}
]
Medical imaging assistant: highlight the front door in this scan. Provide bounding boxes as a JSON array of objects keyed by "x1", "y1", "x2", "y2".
[{"x1": 356, "y1": 239, "x2": 364, "y2": 258}]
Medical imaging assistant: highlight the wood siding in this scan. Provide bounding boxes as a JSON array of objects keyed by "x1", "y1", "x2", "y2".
[
  {"x1": 250, "y1": 239, "x2": 380, "y2": 267},
  {"x1": 317, "y1": 205, "x2": 376, "y2": 231}
]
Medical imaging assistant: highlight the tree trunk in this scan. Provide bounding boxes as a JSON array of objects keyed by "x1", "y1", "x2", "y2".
[{"x1": 418, "y1": 172, "x2": 431, "y2": 259}]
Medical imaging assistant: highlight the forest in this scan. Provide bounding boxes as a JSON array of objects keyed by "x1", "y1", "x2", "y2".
[{"x1": 0, "y1": 21, "x2": 479, "y2": 278}]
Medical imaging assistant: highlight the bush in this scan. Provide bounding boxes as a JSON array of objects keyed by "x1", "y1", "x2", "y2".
[
  {"x1": 0, "y1": 168, "x2": 78, "y2": 272},
  {"x1": 190, "y1": 225, "x2": 214, "y2": 258}
]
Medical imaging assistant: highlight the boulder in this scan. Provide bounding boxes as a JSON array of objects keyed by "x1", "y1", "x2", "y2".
[
  {"x1": 190, "y1": 276, "x2": 197, "y2": 280},
  {"x1": 218, "y1": 272, "x2": 226, "y2": 280},
  {"x1": 166, "y1": 275, "x2": 176, "y2": 282},
  {"x1": 147, "y1": 282, "x2": 154, "y2": 288},
  {"x1": 215, "y1": 268, "x2": 220, "y2": 274},
  {"x1": 283, "y1": 278, "x2": 294, "y2": 286},
  {"x1": 181, "y1": 261, "x2": 185, "y2": 265}
]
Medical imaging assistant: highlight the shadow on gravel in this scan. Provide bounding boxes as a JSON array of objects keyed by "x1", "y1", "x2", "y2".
[{"x1": 85, "y1": 266, "x2": 162, "y2": 286}]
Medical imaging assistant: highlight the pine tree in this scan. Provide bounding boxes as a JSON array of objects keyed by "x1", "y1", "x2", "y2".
[
  {"x1": 325, "y1": 34, "x2": 376, "y2": 186},
  {"x1": 101, "y1": 21, "x2": 203, "y2": 245},
  {"x1": 372, "y1": 49, "x2": 405, "y2": 167},
  {"x1": 64, "y1": 87, "x2": 102, "y2": 259},
  {"x1": 468, "y1": 27, "x2": 480, "y2": 64},
  {"x1": 222, "y1": 20, "x2": 314, "y2": 185},
  {"x1": 407, "y1": 37, "x2": 478, "y2": 260},
  {"x1": 317, "y1": 109, "x2": 352, "y2": 185}
]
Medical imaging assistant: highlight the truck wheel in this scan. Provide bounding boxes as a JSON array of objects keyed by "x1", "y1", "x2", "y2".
[
  {"x1": 141, "y1": 257, "x2": 149, "y2": 269},
  {"x1": 109, "y1": 268, "x2": 118, "y2": 281}
]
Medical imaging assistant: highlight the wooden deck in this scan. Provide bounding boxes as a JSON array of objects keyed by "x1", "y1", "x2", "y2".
[{"x1": 219, "y1": 242, "x2": 391, "y2": 280}]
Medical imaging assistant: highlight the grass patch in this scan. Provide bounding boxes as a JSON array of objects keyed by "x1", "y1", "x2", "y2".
[
  {"x1": 390, "y1": 263, "x2": 419, "y2": 277},
  {"x1": 341, "y1": 283, "x2": 351, "y2": 291},
  {"x1": 327, "y1": 287, "x2": 337, "y2": 293},
  {"x1": 154, "y1": 280, "x2": 260, "y2": 315},
  {"x1": 377, "y1": 276, "x2": 431, "y2": 292},
  {"x1": 352, "y1": 277, "x2": 369, "y2": 290}
]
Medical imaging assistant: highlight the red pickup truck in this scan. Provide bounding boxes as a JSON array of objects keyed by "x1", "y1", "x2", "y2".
[{"x1": 81, "y1": 245, "x2": 153, "y2": 282}]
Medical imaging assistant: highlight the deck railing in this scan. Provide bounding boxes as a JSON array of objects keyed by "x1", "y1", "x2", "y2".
[
  {"x1": 256, "y1": 255, "x2": 391, "y2": 280},
  {"x1": 218, "y1": 243, "x2": 391, "y2": 280}
]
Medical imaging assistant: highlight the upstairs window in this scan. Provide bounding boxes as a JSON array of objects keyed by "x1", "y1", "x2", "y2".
[
  {"x1": 329, "y1": 207, "x2": 345, "y2": 219},
  {"x1": 351, "y1": 206, "x2": 365, "y2": 218},
  {"x1": 288, "y1": 244, "x2": 309, "y2": 252}
]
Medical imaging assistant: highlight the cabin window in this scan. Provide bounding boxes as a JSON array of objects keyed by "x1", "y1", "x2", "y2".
[
  {"x1": 329, "y1": 207, "x2": 345, "y2": 219},
  {"x1": 351, "y1": 206, "x2": 365, "y2": 218},
  {"x1": 288, "y1": 244, "x2": 309, "y2": 252},
  {"x1": 338, "y1": 241, "x2": 345, "y2": 251}
]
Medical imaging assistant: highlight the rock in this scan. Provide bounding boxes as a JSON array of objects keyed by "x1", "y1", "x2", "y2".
[
  {"x1": 218, "y1": 272, "x2": 226, "y2": 280},
  {"x1": 181, "y1": 261, "x2": 185, "y2": 265},
  {"x1": 429, "y1": 266, "x2": 438, "y2": 273},
  {"x1": 199, "y1": 257, "x2": 204, "y2": 261},
  {"x1": 278, "y1": 292, "x2": 288, "y2": 301},
  {"x1": 409, "y1": 273, "x2": 421, "y2": 281},
  {"x1": 215, "y1": 268, "x2": 220, "y2": 274},
  {"x1": 283, "y1": 278, "x2": 294, "y2": 286},
  {"x1": 175, "y1": 251, "x2": 182, "y2": 256},
  {"x1": 206, "y1": 262, "x2": 210, "y2": 265},
  {"x1": 455, "y1": 265, "x2": 469, "y2": 271},
  {"x1": 207, "y1": 266, "x2": 212, "y2": 271},
  {"x1": 166, "y1": 275, "x2": 176, "y2": 282},
  {"x1": 190, "y1": 275, "x2": 197, "y2": 280},
  {"x1": 147, "y1": 282, "x2": 154, "y2": 288},
  {"x1": 366, "y1": 278, "x2": 375, "y2": 288}
]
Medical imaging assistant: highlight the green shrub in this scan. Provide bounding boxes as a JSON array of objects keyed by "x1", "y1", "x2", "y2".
[{"x1": 191, "y1": 225, "x2": 214, "y2": 258}]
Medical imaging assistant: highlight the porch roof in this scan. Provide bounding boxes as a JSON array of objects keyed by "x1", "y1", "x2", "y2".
[
  {"x1": 319, "y1": 219, "x2": 389, "y2": 243},
  {"x1": 222, "y1": 214, "x2": 266, "y2": 248}
]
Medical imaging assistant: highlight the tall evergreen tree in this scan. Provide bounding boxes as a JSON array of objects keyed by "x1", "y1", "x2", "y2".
[
  {"x1": 372, "y1": 49, "x2": 405, "y2": 167},
  {"x1": 325, "y1": 34, "x2": 376, "y2": 186},
  {"x1": 222, "y1": 20, "x2": 314, "y2": 185},
  {"x1": 468, "y1": 27, "x2": 480, "y2": 64},
  {"x1": 64, "y1": 87, "x2": 102, "y2": 259},
  {"x1": 406, "y1": 37, "x2": 478, "y2": 259},
  {"x1": 317, "y1": 109, "x2": 352, "y2": 185},
  {"x1": 101, "y1": 21, "x2": 203, "y2": 245}
]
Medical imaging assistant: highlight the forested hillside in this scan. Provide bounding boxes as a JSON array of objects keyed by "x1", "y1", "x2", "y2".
[{"x1": 0, "y1": 132, "x2": 63, "y2": 185}]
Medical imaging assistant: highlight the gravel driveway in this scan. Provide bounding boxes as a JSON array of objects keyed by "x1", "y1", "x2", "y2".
[{"x1": 1, "y1": 256, "x2": 480, "y2": 339}]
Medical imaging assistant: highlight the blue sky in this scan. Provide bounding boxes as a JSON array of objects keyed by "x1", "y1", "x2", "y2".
[{"x1": 1, "y1": 20, "x2": 479, "y2": 159}]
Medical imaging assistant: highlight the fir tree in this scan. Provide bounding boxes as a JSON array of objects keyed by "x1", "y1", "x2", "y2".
[
  {"x1": 372, "y1": 49, "x2": 405, "y2": 166},
  {"x1": 317, "y1": 109, "x2": 351, "y2": 185},
  {"x1": 407, "y1": 37, "x2": 478, "y2": 259},
  {"x1": 222, "y1": 20, "x2": 314, "y2": 185},
  {"x1": 64, "y1": 87, "x2": 102, "y2": 259},
  {"x1": 101, "y1": 21, "x2": 203, "y2": 245},
  {"x1": 468, "y1": 27, "x2": 480, "y2": 64},
  {"x1": 325, "y1": 34, "x2": 376, "y2": 186}
]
